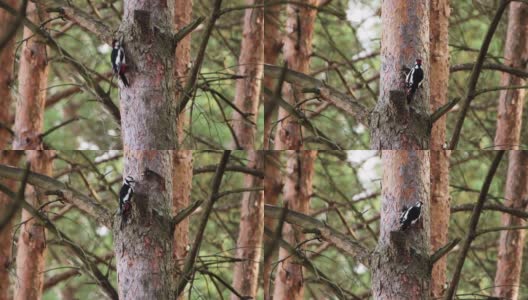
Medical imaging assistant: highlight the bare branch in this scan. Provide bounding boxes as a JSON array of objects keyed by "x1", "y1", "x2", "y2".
[
  {"x1": 450, "y1": 62, "x2": 528, "y2": 78},
  {"x1": 430, "y1": 238, "x2": 460, "y2": 265},
  {"x1": 430, "y1": 97, "x2": 460, "y2": 124}
]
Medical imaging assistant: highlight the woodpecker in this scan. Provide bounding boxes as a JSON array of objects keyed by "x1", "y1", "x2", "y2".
[
  {"x1": 405, "y1": 59, "x2": 424, "y2": 103},
  {"x1": 399, "y1": 200, "x2": 423, "y2": 231},
  {"x1": 111, "y1": 39, "x2": 129, "y2": 87},
  {"x1": 119, "y1": 175, "x2": 135, "y2": 229}
]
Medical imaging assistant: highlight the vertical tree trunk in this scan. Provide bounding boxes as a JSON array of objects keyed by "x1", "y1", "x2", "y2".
[
  {"x1": 274, "y1": 1, "x2": 318, "y2": 150},
  {"x1": 493, "y1": 151, "x2": 528, "y2": 299},
  {"x1": 371, "y1": 151, "x2": 431, "y2": 299},
  {"x1": 370, "y1": 1, "x2": 430, "y2": 149},
  {"x1": 429, "y1": 1, "x2": 451, "y2": 297},
  {"x1": 172, "y1": 150, "x2": 192, "y2": 298},
  {"x1": 0, "y1": 0, "x2": 17, "y2": 149},
  {"x1": 263, "y1": 0, "x2": 281, "y2": 150},
  {"x1": 115, "y1": 151, "x2": 175, "y2": 299},
  {"x1": 493, "y1": 2, "x2": 528, "y2": 150},
  {"x1": 231, "y1": 151, "x2": 264, "y2": 299},
  {"x1": 0, "y1": 151, "x2": 21, "y2": 300},
  {"x1": 14, "y1": 150, "x2": 54, "y2": 300},
  {"x1": 120, "y1": 0, "x2": 178, "y2": 149},
  {"x1": 272, "y1": 150, "x2": 316, "y2": 300},
  {"x1": 231, "y1": 0, "x2": 264, "y2": 149},
  {"x1": 263, "y1": 151, "x2": 282, "y2": 300},
  {"x1": 13, "y1": 2, "x2": 49, "y2": 150}
]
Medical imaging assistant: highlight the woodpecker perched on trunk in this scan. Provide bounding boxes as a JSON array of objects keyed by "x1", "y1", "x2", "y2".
[
  {"x1": 111, "y1": 39, "x2": 129, "y2": 87},
  {"x1": 405, "y1": 59, "x2": 424, "y2": 103},
  {"x1": 119, "y1": 176, "x2": 135, "y2": 229},
  {"x1": 399, "y1": 200, "x2": 423, "y2": 231}
]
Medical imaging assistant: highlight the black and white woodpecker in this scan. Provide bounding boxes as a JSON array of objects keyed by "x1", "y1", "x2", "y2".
[
  {"x1": 399, "y1": 200, "x2": 423, "y2": 231},
  {"x1": 111, "y1": 39, "x2": 129, "y2": 87},
  {"x1": 119, "y1": 175, "x2": 135, "y2": 229},
  {"x1": 405, "y1": 59, "x2": 424, "y2": 103}
]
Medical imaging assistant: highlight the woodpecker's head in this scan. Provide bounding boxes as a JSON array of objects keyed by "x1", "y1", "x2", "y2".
[
  {"x1": 124, "y1": 176, "x2": 135, "y2": 186},
  {"x1": 415, "y1": 59, "x2": 422, "y2": 66},
  {"x1": 112, "y1": 40, "x2": 120, "y2": 49},
  {"x1": 416, "y1": 200, "x2": 423, "y2": 207}
]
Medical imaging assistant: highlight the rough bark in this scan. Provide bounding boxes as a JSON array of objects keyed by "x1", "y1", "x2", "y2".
[
  {"x1": 274, "y1": 1, "x2": 318, "y2": 150},
  {"x1": 370, "y1": 1, "x2": 430, "y2": 149},
  {"x1": 493, "y1": 151, "x2": 528, "y2": 299},
  {"x1": 115, "y1": 151, "x2": 175, "y2": 299},
  {"x1": 263, "y1": 151, "x2": 282, "y2": 300},
  {"x1": 13, "y1": 2, "x2": 48, "y2": 150},
  {"x1": 120, "y1": 0, "x2": 179, "y2": 149},
  {"x1": 171, "y1": 150, "x2": 192, "y2": 293},
  {"x1": 371, "y1": 150, "x2": 431, "y2": 299},
  {"x1": 0, "y1": 0, "x2": 17, "y2": 149},
  {"x1": 493, "y1": 2, "x2": 528, "y2": 150},
  {"x1": 429, "y1": 1, "x2": 451, "y2": 297},
  {"x1": 272, "y1": 150, "x2": 316, "y2": 300},
  {"x1": 14, "y1": 150, "x2": 54, "y2": 300},
  {"x1": 231, "y1": 151, "x2": 264, "y2": 299},
  {"x1": 231, "y1": 0, "x2": 264, "y2": 149},
  {"x1": 263, "y1": 0, "x2": 282, "y2": 150},
  {"x1": 0, "y1": 151, "x2": 21, "y2": 300},
  {"x1": 173, "y1": 0, "x2": 192, "y2": 145}
]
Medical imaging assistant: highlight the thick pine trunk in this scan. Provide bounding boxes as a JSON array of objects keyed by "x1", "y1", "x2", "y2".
[
  {"x1": 13, "y1": 2, "x2": 48, "y2": 150},
  {"x1": 370, "y1": 1, "x2": 430, "y2": 149},
  {"x1": 115, "y1": 151, "x2": 175, "y2": 299},
  {"x1": 272, "y1": 150, "x2": 316, "y2": 300},
  {"x1": 493, "y1": 151, "x2": 528, "y2": 299},
  {"x1": 263, "y1": 151, "x2": 281, "y2": 300},
  {"x1": 493, "y1": 2, "x2": 528, "y2": 150},
  {"x1": 429, "y1": 1, "x2": 451, "y2": 297},
  {"x1": 120, "y1": 0, "x2": 179, "y2": 149},
  {"x1": 0, "y1": 0, "x2": 17, "y2": 149},
  {"x1": 231, "y1": 0, "x2": 264, "y2": 149},
  {"x1": 274, "y1": 2, "x2": 317, "y2": 150},
  {"x1": 371, "y1": 151, "x2": 431, "y2": 299},
  {"x1": 14, "y1": 150, "x2": 54, "y2": 300},
  {"x1": 231, "y1": 151, "x2": 264, "y2": 299}
]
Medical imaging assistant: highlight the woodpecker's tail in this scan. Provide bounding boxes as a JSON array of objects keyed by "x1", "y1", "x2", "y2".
[
  {"x1": 120, "y1": 73, "x2": 129, "y2": 87},
  {"x1": 407, "y1": 87, "x2": 417, "y2": 104}
]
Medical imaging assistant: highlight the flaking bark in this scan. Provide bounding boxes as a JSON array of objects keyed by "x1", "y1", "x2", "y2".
[{"x1": 0, "y1": 0, "x2": 17, "y2": 149}]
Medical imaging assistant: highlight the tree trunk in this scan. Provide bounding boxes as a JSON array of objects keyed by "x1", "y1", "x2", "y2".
[
  {"x1": 263, "y1": 0, "x2": 281, "y2": 150},
  {"x1": 493, "y1": 2, "x2": 528, "y2": 150},
  {"x1": 171, "y1": 150, "x2": 192, "y2": 296},
  {"x1": 13, "y1": 2, "x2": 49, "y2": 150},
  {"x1": 173, "y1": 0, "x2": 192, "y2": 145},
  {"x1": 274, "y1": 2, "x2": 318, "y2": 150},
  {"x1": 14, "y1": 150, "x2": 54, "y2": 300},
  {"x1": 231, "y1": 0, "x2": 264, "y2": 149},
  {"x1": 272, "y1": 150, "x2": 316, "y2": 300},
  {"x1": 263, "y1": 151, "x2": 282, "y2": 300},
  {"x1": 0, "y1": 0, "x2": 17, "y2": 149},
  {"x1": 371, "y1": 150, "x2": 431, "y2": 299},
  {"x1": 120, "y1": 0, "x2": 179, "y2": 149},
  {"x1": 0, "y1": 151, "x2": 21, "y2": 300},
  {"x1": 493, "y1": 150, "x2": 528, "y2": 299},
  {"x1": 370, "y1": 1, "x2": 430, "y2": 149},
  {"x1": 231, "y1": 151, "x2": 264, "y2": 299},
  {"x1": 115, "y1": 151, "x2": 175, "y2": 299},
  {"x1": 429, "y1": 1, "x2": 451, "y2": 297}
]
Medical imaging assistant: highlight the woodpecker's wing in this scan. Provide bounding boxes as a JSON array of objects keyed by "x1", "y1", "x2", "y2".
[
  {"x1": 408, "y1": 206, "x2": 422, "y2": 224},
  {"x1": 111, "y1": 49, "x2": 118, "y2": 72},
  {"x1": 118, "y1": 47, "x2": 126, "y2": 65},
  {"x1": 119, "y1": 184, "x2": 133, "y2": 205},
  {"x1": 406, "y1": 68, "x2": 415, "y2": 87}
]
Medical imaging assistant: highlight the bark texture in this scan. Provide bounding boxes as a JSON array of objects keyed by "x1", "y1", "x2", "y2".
[
  {"x1": 115, "y1": 151, "x2": 175, "y2": 299},
  {"x1": 0, "y1": 151, "x2": 21, "y2": 300},
  {"x1": 272, "y1": 150, "x2": 316, "y2": 300},
  {"x1": 274, "y1": 1, "x2": 318, "y2": 150},
  {"x1": 493, "y1": 2, "x2": 528, "y2": 150},
  {"x1": 13, "y1": 2, "x2": 48, "y2": 150},
  {"x1": 0, "y1": 0, "x2": 17, "y2": 149},
  {"x1": 120, "y1": 0, "x2": 179, "y2": 149},
  {"x1": 263, "y1": 0, "x2": 282, "y2": 149},
  {"x1": 14, "y1": 150, "x2": 54, "y2": 300},
  {"x1": 370, "y1": 1, "x2": 430, "y2": 149},
  {"x1": 263, "y1": 151, "x2": 282, "y2": 300},
  {"x1": 493, "y1": 151, "x2": 528, "y2": 299},
  {"x1": 231, "y1": 0, "x2": 264, "y2": 149},
  {"x1": 231, "y1": 151, "x2": 264, "y2": 299},
  {"x1": 372, "y1": 150, "x2": 431, "y2": 299},
  {"x1": 429, "y1": 1, "x2": 451, "y2": 297}
]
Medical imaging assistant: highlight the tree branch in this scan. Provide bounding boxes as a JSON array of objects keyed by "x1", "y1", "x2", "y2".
[
  {"x1": 430, "y1": 97, "x2": 460, "y2": 124},
  {"x1": 452, "y1": 203, "x2": 528, "y2": 219},
  {"x1": 430, "y1": 238, "x2": 460, "y2": 265},
  {"x1": 450, "y1": 62, "x2": 528, "y2": 78}
]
